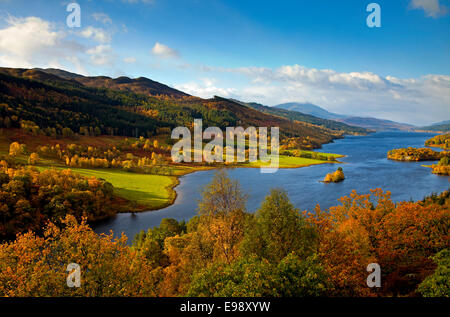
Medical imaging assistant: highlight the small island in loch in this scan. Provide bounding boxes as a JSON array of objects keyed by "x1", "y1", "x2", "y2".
[
  {"x1": 323, "y1": 167, "x2": 345, "y2": 183},
  {"x1": 425, "y1": 133, "x2": 450, "y2": 150},
  {"x1": 387, "y1": 147, "x2": 446, "y2": 161},
  {"x1": 427, "y1": 157, "x2": 450, "y2": 176},
  {"x1": 387, "y1": 134, "x2": 450, "y2": 176}
]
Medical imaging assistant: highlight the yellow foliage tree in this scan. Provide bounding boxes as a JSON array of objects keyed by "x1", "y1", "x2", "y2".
[
  {"x1": 9, "y1": 142, "x2": 21, "y2": 157},
  {"x1": 0, "y1": 216, "x2": 162, "y2": 297},
  {"x1": 28, "y1": 153, "x2": 40, "y2": 165}
]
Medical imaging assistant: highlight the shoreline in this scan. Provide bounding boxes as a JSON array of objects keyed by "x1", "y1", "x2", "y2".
[{"x1": 118, "y1": 153, "x2": 346, "y2": 214}]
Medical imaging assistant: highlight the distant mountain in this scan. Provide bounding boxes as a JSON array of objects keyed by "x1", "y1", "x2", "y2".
[
  {"x1": 430, "y1": 120, "x2": 450, "y2": 126},
  {"x1": 275, "y1": 102, "x2": 415, "y2": 131},
  {"x1": 233, "y1": 100, "x2": 370, "y2": 135},
  {"x1": 335, "y1": 117, "x2": 415, "y2": 132},
  {"x1": 275, "y1": 102, "x2": 346, "y2": 120},
  {"x1": 417, "y1": 123, "x2": 450, "y2": 132}
]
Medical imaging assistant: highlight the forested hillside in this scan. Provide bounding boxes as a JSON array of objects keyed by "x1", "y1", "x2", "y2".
[
  {"x1": 0, "y1": 67, "x2": 359, "y2": 149},
  {"x1": 418, "y1": 123, "x2": 450, "y2": 133},
  {"x1": 234, "y1": 99, "x2": 369, "y2": 135},
  {"x1": 36, "y1": 68, "x2": 190, "y2": 98},
  {"x1": 0, "y1": 69, "x2": 234, "y2": 138}
]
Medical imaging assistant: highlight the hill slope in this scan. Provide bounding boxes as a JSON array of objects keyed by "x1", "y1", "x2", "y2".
[
  {"x1": 417, "y1": 123, "x2": 450, "y2": 132},
  {"x1": 275, "y1": 102, "x2": 346, "y2": 120},
  {"x1": 276, "y1": 102, "x2": 415, "y2": 131},
  {"x1": 0, "y1": 67, "x2": 352, "y2": 149},
  {"x1": 431, "y1": 120, "x2": 450, "y2": 126},
  {"x1": 233, "y1": 100, "x2": 369, "y2": 135},
  {"x1": 35, "y1": 68, "x2": 189, "y2": 98},
  {"x1": 335, "y1": 117, "x2": 415, "y2": 132}
]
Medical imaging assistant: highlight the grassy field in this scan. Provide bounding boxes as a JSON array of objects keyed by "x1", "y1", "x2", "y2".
[
  {"x1": 243, "y1": 152, "x2": 344, "y2": 168},
  {"x1": 37, "y1": 166, "x2": 179, "y2": 210}
]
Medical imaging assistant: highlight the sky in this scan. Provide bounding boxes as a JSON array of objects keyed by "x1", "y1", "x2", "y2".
[{"x1": 0, "y1": 0, "x2": 449, "y2": 125}]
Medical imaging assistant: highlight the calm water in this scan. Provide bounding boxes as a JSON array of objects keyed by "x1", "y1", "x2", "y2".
[{"x1": 95, "y1": 132, "x2": 449, "y2": 241}]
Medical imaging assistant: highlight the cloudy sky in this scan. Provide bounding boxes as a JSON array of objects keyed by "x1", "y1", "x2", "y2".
[{"x1": 0, "y1": 0, "x2": 449, "y2": 125}]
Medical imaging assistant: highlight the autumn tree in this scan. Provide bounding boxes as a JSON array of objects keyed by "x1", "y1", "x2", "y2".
[
  {"x1": 9, "y1": 142, "x2": 21, "y2": 157},
  {"x1": 28, "y1": 152, "x2": 39, "y2": 165},
  {"x1": 187, "y1": 253, "x2": 330, "y2": 297},
  {"x1": 132, "y1": 218, "x2": 186, "y2": 267},
  {"x1": 306, "y1": 204, "x2": 376, "y2": 297},
  {"x1": 306, "y1": 189, "x2": 450, "y2": 296},
  {"x1": 0, "y1": 216, "x2": 162, "y2": 296},
  {"x1": 417, "y1": 249, "x2": 450, "y2": 297},
  {"x1": 198, "y1": 169, "x2": 247, "y2": 217},
  {"x1": 159, "y1": 171, "x2": 248, "y2": 295},
  {"x1": 0, "y1": 166, "x2": 117, "y2": 239},
  {"x1": 241, "y1": 188, "x2": 317, "y2": 263},
  {"x1": 375, "y1": 201, "x2": 449, "y2": 295},
  {"x1": 196, "y1": 169, "x2": 247, "y2": 263}
]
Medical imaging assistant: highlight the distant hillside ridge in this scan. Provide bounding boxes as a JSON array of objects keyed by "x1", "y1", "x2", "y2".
[
  {"x1": 416, "y1": 123, "x2": 450, "y2": 133},
  {"x1": 275, "y1": 102, "x2": 347, "y2": 120},
  {"x1": 431, "y1": 120, "x2": 450, "y2": 126},
  {"x1": 275, "y1": 102, "x2": 416, "y2": 131},
  {"x1": 36, "y1": 68, "x2": 190, "y2": 98},
  {"x1": 335, "y1": 117, "x2": 416, "y2": 132},
  {"x1": 232, "y1": 99, "x2": 370, "y2": 135}
]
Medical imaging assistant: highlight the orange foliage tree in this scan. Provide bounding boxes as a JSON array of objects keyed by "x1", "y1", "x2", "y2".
[
  {"x1": 306, "y1": 189, "x2": 449, "y2": 296},
  {"x1": 0, "y1": 216, "x2": 162, "y2": 296}
]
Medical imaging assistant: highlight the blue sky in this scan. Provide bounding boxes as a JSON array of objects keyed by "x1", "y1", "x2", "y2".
[{"x1": 0, "y1": 0, "x2": 449, "y2": 125}]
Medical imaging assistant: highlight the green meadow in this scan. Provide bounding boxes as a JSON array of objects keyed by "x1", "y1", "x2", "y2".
[
  {"x1": 243, "y1": 151, "x2": 344, "y2": 168},
  {"x1": 37, "y1": 166, "x2": 179, "y2": 210}
]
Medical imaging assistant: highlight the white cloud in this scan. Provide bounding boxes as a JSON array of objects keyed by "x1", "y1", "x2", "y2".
[
  {"x1": 183, "y1": 64, "x2": 450, "y2": 125},
  {"x1": 0, "y1": 17, "x2": 60, "y2": 54},
  {"x1": 123, "y1": 57, "x2": 137, "y2": 63},
  {"x1": 0, "y1": 16, "x2": 60, "y2": 68},
  {"x1": 80, "y1": 26, "x2": 111, "y2": 43},
  {"x1": 92, "y1": 13, "x2": 112, "y2": 25},
  {"x1": 175, "y1": 78, "x2": 237, "y2": 99},
  {"x1": 0, "y1": 16, "x2": 84, "y2": 69},
  {"x1": 86, "y1": 44, "x2": 113, "y2": 66},
  {"x1": 409, "y1": 0, "x2": 448, "y2": 18},
  {"x1": 151, "y1": 42, "x2": 180, "y2": 58},
  {"x1": 0, "y1": 15, "x2": 120, "y2": 74},
  {"x1": 227, "y1": 65, "x2": 391, "y2": 91}
]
